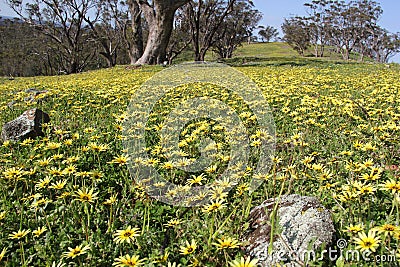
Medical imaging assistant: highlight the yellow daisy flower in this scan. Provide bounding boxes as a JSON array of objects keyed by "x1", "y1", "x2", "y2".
[
  {"x1": 179, "y1": 239, "x2": 197, "y2": 255},
  {"x1": 103, "y1": 194, "x2": 118, "y2": 205},
  {"x1": 353, "y1": 230, "x2": 380, "y2": 252},
  {"x1": 212, "y1": 237, "x2": 241, "y2": 250},
  {"x1": 201, "y1": 199, "x2": 226, "y2": 213},
  {"x1": 113, "y1": 226, "x2": 140, "y2": 244},
  {"x1": 380, "y1": 179, "x2": 400, "y2": 194},
  {"x1": 229, "y1": 256, "x2": 259, "y2": 267},
  {"x1": 346, "y1": 224, "x2": 364, "y2": 235},
  {"x1": 372, "y1": 224, "x2": 400, "y2": 237},
  {"x1": 113, "y1": 254, "x2": 145, "y2": 267},
  {"x1": 74, "y1": 188, "x2": 98, "y2": 203},
  {"x1": 0, "y1": 211, "x2": 6, "y2": 221},
  {"x1": 9, "y1": 229, "x2": 31, "y2": 239},
  {"x1": 62, "y1": 244, "x2": 90, "y2": 259},
  {"x1": 49, "y1": 180, "x2": 67, "y2": 190},
  {"x1": 164, "y1": 218, "x2": 182, "y2": 227},
  {"x1": 32, "y1": 226, "x2": 47, "y2": 237},
  {"x1": 108, "y1": 155, "x2": 130, "y2": 165}
]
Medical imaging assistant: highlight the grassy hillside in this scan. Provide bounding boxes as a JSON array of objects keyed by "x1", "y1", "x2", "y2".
[
  {"x1": 218, "y1": 42, "x2": 370, "y2": 66},
  {"x1": 234, "y1": 42, "x2": 299, "y2": 58},
  {"x1": 0, "y1": 60, "x2": 400, "y2": 266},
  {"x1": 173, "y1": 42, "x2": 300, "y2": 63}
]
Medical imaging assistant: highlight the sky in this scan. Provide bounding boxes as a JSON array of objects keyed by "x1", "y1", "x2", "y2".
[{"x1": 0, "y1": 0, "x2": 399, "y2": 62}]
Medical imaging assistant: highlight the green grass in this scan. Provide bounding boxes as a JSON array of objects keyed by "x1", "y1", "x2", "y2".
[
  {"x1": 172, "y1": 42, "x2": 367, "y2": 66},
  {"x1": 234, "y1": 42, "x2": 299, "y2": 58},
  {"x1": 217, "y1": 42, "x2": 372, "y2": 67}
]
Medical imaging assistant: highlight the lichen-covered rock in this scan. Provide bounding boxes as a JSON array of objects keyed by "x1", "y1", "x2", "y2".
[
  {"x1": 1, "y1": 108, "x2": 50, "y2": 142},
  {"x1": 245, "y1": 194, "x2": 336, "y2": 266}
]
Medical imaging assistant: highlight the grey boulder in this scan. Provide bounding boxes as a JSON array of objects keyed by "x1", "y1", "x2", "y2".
[
  {"x1": 1, "y1": 108, "x2": 50, "y2": 142},
  {"x1": 245, "y1": 194, "x2": 336, "y2": 266}
]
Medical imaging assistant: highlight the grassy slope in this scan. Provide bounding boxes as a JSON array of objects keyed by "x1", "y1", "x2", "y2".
[
  {"x1": 173, "y1": 42, "x2": 300, "y2": 63},
  {"x1": 211, "y1": 42, "x2": 373, "y2": 66},
  {"x1": 234, "y1": 42, "x2": 299, "y2": 58}
]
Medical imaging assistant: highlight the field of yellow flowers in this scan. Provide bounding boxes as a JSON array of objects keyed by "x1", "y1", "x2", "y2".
[{"x1": 0, "y1": 62, "x2": 400, "y2": 267}]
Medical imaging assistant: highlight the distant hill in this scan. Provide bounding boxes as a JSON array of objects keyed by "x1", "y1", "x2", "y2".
[
  {"x1": 234, "y1": 42, "x2": 299, "y2": 58},
  {"x1": 174, "y1": 42, "x2": 301, "y2": 64},
  {"x1": 215, "y1": 42, "x2": 377, "y2": 66},
  {"x1": 0, "y1": 15, "x2": 23, "y2": 25}
]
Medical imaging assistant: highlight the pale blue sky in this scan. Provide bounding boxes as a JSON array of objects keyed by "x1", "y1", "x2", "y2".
[{"x1": 1, "y1": 0, "x2": 399, "y2": 62}]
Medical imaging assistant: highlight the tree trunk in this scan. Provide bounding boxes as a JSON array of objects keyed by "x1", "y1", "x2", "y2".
[
  {"x1": 344, "y1": 49, "x2": 350, "y2": 61},
  {"x1": 137, "y1": 12, "x2": 174, "y2": 64},
  {"x1": 69, "y1": 60, "x2": 79, "y2": 74},
  {"x1": 340, "y1": 48, "x2": 349, "y2": 61},
  {"x1": 100, "y1": 51, "x2": 117, "y2": 68},
  {"x1": 314, "y1": 44, "x2": 319, "y2": 57},
  {"x1": 193, "y1": 35, "x2": 201, "y2": 61},
  {"x1": 227, "y1": 47, "x2": 234, "y2": 58},
  {"x1": 195, "y1": 49, "x2": 207, "y2": 61},
  {"x1": 188, "y1": 0, "x2": 236, "y2": 63},
  {"x1": 136, "y1": 0, "x2": 189, "y2": 65},
  {"x1": 383, "y1": 53, "x2": 390, "y2": 63},
  {"x1": 359, "y1": 52, "x2": 364, "y2": 62},
  {"x1": 127, "y1": 0, "x2": 143, "y2": 64}
]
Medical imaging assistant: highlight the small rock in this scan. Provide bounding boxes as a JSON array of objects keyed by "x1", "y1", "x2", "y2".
[
  {"x1": 24, "y1": 95, "x2": 35, "y2": 102},
  {"x1": 1, "y1": 108, "x2": 50, "y2": 142},
  {"x1": 24, "y1": 88, "x2": 48, "y2": 96},
  {"x1": 7, "y1": 100, "x2": 16, "y2": 108},
  {"x1": 245, "y1": 194, "x2": 336, "y2": 266},
  {"x1": 25, "y1": 88, "x2": 38, "y2": 94},
  {"x1": 24, "y1": 88, "x2": 49, "y2": 103}
]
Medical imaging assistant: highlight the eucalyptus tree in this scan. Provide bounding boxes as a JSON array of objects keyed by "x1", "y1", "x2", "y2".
[{"x1": 7, "y1": 0, "x2": 100, "y2": 73}]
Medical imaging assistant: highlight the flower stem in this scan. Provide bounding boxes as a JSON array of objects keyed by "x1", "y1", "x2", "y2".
[
  {"x1": 208, "y1": 213, "x2": 215, "y2": 246},
  {"x1": 269, "y1": 179, "x2": 286, "y2": 255},
  {"x1": 20, "y1": 242, "x2": 26, "y2": 266}
]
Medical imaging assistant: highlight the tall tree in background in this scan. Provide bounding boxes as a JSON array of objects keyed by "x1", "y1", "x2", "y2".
[
  {"x1": 83, "y1": 1, "x2": 119, "y2": 68},
  {"x1": 185, "y1": 0, "x2": 239, "y2": 61},
  {"x1": 258, "y1": 25, "x2": 278, "y2": 43},
  {"x1": 284, "y1": 0, "x2": 396, "y2": 62},
  {"x1": 303, "y1": 0, "x2": 331, "y2": 57},
  {"x1": 368, "y1": 27, "x2": 400, "y2": 62},
  {"x1": 212, "y1": 1, "x2": 261, "y2": 58},
  {"x1": 166, "y1": 7, "x2": 192, "y2": 64},
  {"x1": 282, "y1": 17, "x2": 310, "y2": 56},
  {"x1": 325, "y1": 0, "x2": 382, "y2": 60},
  {"x1": 135, "y1": 0, "x2": 189, "y2": 65},
  {"x1": 99, "y1": 0, "x2": 143, "y2": 65},
  {"x1": 7, "y1": 0, "x2": 99, "y2": 74},
  {"x1": 352, "y1": 0, "x2": 383, "y2": 61},
  {"x1": 128, "y1": 0, "x2": 144, "y2": 63}
]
